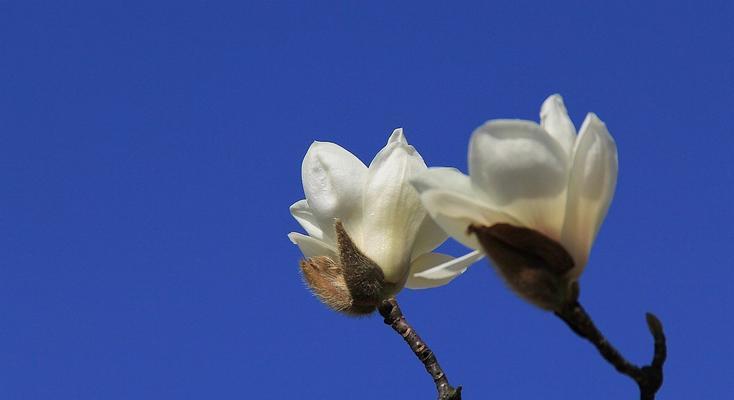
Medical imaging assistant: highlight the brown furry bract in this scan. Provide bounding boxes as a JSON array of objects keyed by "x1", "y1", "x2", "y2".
[
  {"x1": 298, "y1": 220, "x2": 386, "y2": 315},
  {"x1": 468, "y1": 223, "x2": 575, "y2": 310}
]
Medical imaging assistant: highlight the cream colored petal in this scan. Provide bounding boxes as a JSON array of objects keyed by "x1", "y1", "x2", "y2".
[
  {"x1": 468, "y1": 119, "x2": 570, "y2": 239},
  {"x1": 289, "y1": 199, "x2": 326, "y2": 242},
  {"x1": 406, "y1": 250, "x2": 484, "y2": 289},
  {"x1": 561, "y1": 113, "x2": 618, "y2": 277},
  {"x1": 387, "y1": 127, "x2": 408, "y2": 144},
  {"x1": 301, "y1": 141, "x2": 368, "y2": 240},
  {"x1": 411, "y1": 167, "x2": 474, "y2": 197},
  {"x1": 410, "y1": 214, "x2": 448, "y2": 259},
  {"x1": 360, "y1": 132, "x2": 427, "y2": 282},
  {"x1": 409, "y1": 168, "x2": 474, "y2": 257},
  {"x1": 540, "y1": 94, "x2": 577, "y2": 156},
  {"x1": 287, "y1": 232, "x2": 336, "y2": 259},
  {"x1": 418, "y1": 189, "x2": 521, "y2": 250}
]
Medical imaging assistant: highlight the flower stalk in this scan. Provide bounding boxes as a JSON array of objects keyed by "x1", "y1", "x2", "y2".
[
  {"x1": 378, "y1": 298, "x2": 462, "y2": 400},
  {"x1": 554, "y1": 284, "x2": 667, "y2": 400}
]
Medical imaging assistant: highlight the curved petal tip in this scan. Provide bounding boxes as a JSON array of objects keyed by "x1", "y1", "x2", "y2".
[
  {"x1": 406, "y1": 250, "x2": 484, "y2": 289},
  {"x1": 388, "y1": 128, "x2": 407, "y2": 145}
]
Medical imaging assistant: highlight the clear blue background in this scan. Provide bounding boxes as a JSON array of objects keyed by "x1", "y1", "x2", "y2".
[{"x1": 1, "y1": 1, "x2": 732, "y2": 398}]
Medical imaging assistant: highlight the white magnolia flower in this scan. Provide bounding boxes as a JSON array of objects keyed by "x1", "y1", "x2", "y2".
[
  {"x1": 411, "y1": 95, "x2": 618, "y2": 309},
  {"x1": 289, "y1": 128, "x2": 483, "y2": 314}
]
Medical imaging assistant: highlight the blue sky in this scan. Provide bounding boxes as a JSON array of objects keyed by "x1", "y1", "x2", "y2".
[{"x1": 1, "y1": 1, "x2": 732, "y2": 398}]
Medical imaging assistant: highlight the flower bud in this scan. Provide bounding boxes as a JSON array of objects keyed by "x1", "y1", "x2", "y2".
[
  {"x1": 289, "y1": 129, "x2": 484, "y2": 314},
  {"x1": 412, "y1": 95, "x2": 618, "y2": 309}
]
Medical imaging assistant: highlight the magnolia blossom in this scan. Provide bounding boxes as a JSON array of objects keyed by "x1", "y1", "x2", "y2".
[
  {"x1": 289, "y1": 129, "x2": 482, "y2": 314},
  {"x1": 411, "y1": 95, "x2": 618, "y2": 309}
]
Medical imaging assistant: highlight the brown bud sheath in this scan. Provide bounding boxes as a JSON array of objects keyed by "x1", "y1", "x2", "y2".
[
  {"x1": 335, "y1": 220, "x2": 386, "y2": 311},
  {"x1": 299, "y1": 220, "x2": 386, "y2": 315},
  {"x1": 468, "y1": 223, "x2": 575, "y2": 310},
  {"x1": 299, "y1": 256, "x2": 355, "y2": 313}
]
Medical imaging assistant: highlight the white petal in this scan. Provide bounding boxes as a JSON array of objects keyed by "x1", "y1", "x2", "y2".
[
  {"x1": 387, "y1": 127, "x2": 407, "y2": 144},
  {"x1": 540, "y1": 94, "x2": 577, "y2": 156},
  {"x1": 410, "y1": 168, "x2": 472, "y2": 256},
  {"x1": 360, "y1": 134, "x2": 427, "y2": 282},
  {"x1": 411, "y1": 167, "x2": 474, "y2": 197},
  {"x1": 561, "y1": 113, "x2": 618, "y2": 277},
  {"x1": 287, "y1": 232, "x2": 336, "y2": 259},
  {"x1": 406, "y1": 250, "x2": 484, "y2": 289},
  {"x1": 418, "y1": 189, "x2": 521, "y2": 250},
  {"x1": 410, "y1": 214, "x2": 448, "y2": 258},
  {"x1": 468, "y1": 120, "x2": 570, "y2": 239},
  {"x1": 302, "y1": 141, "x2": 368, "y2": 240},
  {"x1": 289, "y1": 199, "x2": 325, "y2": 241}
]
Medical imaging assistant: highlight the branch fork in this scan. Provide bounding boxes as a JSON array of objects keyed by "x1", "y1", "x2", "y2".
[{"x1": 555, "y1": 286, "x2": 667, "y2": 400}]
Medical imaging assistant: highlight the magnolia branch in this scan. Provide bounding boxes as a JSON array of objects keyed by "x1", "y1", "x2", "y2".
[
  {"x1": 555, "y1": 293, "x2": 667, "y2": 400},
  {"x1": 378, "y1": 298, "x2": 462, "y2": 400}
]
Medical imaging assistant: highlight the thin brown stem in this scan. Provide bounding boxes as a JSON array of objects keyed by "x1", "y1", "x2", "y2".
[
  {"x1": 378, "y1": 298, "x2": 462, "y2": 400},
  {"x1": 555, "y1": 297, "x2": 666, "y2": 400}
]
